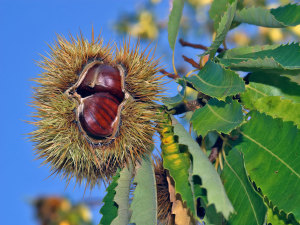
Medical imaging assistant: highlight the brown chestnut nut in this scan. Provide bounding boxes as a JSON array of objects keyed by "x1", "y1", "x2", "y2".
[
  {"x1": 76, "y1": 63, "x2": 124, "y2": 101},
  {"x1": 78, "y1": 92, "x2": 121, "y2": 139}
]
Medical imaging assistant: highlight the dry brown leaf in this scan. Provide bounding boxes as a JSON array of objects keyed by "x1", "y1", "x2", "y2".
[{"x1": 166, "y1": 175, "x2": 195, "y2": 225}]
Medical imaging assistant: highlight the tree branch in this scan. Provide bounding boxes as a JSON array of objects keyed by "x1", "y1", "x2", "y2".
[
  {"x1": 182, "y1": 55, "x2": 200, "y2": 69},
  {"x1": 159, "y1": 69, "x2": 180, "y2": 80},
  {"x1": 179, "y1": 38, "x2": 224, "y2": 53}
]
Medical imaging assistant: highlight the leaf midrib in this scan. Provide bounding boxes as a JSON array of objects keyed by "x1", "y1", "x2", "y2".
[
  {"x1": 224, "y1": 157, "x2": 260, "y2": 225},
  {"x1": 240, "y1": 131, "x2": 300, "y2": 179}
]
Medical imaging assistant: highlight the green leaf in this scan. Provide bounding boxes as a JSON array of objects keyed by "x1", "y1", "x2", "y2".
[
  {"x1": 163, "y1": 79, "x2": 198, "y2": 109},
  {"x1": 244, "y1": 72, "x2": 300, "y2": 103},
  {"x1": 168, "y1": 0, "x2": 184, "y2": 51},
  {"x1": 191, "y1": 98, "x2": 244, "y2": 137},
  {"x1": 160, "y1": 113, "x2": 196, "y2": 215},
  {"x1": 266, "y1": 207, "x2": 294, "y2": 225},
  {"x1": 185, "y1": 61, "x2": 245, "y2": 99},
  {"x1": 163, "y1": 79, "x2": 186, "y2": 109},
  {"x1": 129, "y1": 156, "x2": 157, "y2": 225},
  {"x1": 234, "y1": 4, "x2": 300, "y2": 27},
  {"x1": 111, "y1": 166, "x2": 133, "y2": 225},
  {"x1": 221, "y1": 149, "x2": 267, "y2": 225},
  {"x1": 209, "y1": 0, "x2": 242, "y2": 30},
  {"x1": 172, "y1": 118, "x2": 234, "y2": 219},
  {"x1": 218, "y1": 43, "x2": 300, "y2": 75},
  {"x1": 99, "y1": 171, "x2": 120, "y2": 225},
  {"x1": 241, "y1": 73, "x2": 300, "y2": 128},
  {"x1": 207, "y1": 0, "x2": 237, "y2": 58},
  {"x1": 271, "y1": 4, "x2": 300, "y2": 26},
  {"x1": 286, "y1": 74, "x2": 300, "y2": 86},
  {"x1": 234, "y1": 112, "x2": 300, "y2": 221},
  {"x1": 242, "y1": 94, "x2": 300, "y2": 128}
]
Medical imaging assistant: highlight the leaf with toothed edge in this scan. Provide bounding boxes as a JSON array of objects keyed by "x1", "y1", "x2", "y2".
[
  {"x1": 185, "y1": 60, "x2": 245, "y2": 99},
  {"x1": 206, "y1": 0, "x2": 237, "y2": 58},
  {"x1": 218, "y1": 43, "x2": 300, "y2": 75},
  {"x1": 191, "y1": 98, "x2": 244, "y2": 137},
  {"x1": 99, "y1": 171, "x2": 120, "y2": 225},
  {"x1": 233, "y1": 111, "x2": 300, "y2": 221},
  {"x1": 129, "y1": 155, "x2": 157, "y2": 225},
  {"x1": 172, "y1": 117, "x2": 234, "y2": 220},
  {"x1": 241, "y1": 72, "x2": 300, "y2": 128},
  {"x1": 234, "y1": 4, "x2": 300, "y2": 27},
  {"x1": 110, "y1": 165, "x2": 133, "y2": 225}
]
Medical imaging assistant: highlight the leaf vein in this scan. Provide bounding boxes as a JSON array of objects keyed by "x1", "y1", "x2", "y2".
[
  {"x1": 240, "y1": 131, "x2": 300, "y2": 179},
  {"x1": 224, "y1": 157, "x2": 260, "y2": 225}
]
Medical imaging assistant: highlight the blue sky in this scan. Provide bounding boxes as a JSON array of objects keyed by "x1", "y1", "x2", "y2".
[{"x1": 0, "y1": 1, "x2": 173, "y2": 224}]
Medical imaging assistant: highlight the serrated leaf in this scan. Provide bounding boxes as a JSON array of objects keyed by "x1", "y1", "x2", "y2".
[
  {"x1": 185, "y1": 61, "x2": 245, "y2": 99},
  {"x1": 110, "y1": 166, "x2": 133, "y2": 225},
  {"x1": 221, "y1": 149, "x2": 267, "y2": 225},
  {"x1": 234, "y1": 111, "x2": 300, "y2": 221},
  {"x1": 160, "y1": 114, "x2": 196, "y2": 216},
  {"x1": 207, "y1": 0, "x2": 237, "y2": 58},
  {"x1": 244, "y1": 72, "x2": 300, "y2": 103},
  {"x1": 191, "y1": 98, "x2": 243, "y2": 137},
  {"x1": 99, "y1": 172, "x2": 120, "y2": 225},
  {"x1": 129, "y1": 156, "x2": 157, "y2": 225},
  {"x1": 167, "y1": 176, "x2": 193, "y2": 225},
  {"x1": 168, "y1": 0, "x2": 184, "y2": 51},
  {"x1": 266, "y1": 207, "x2": 294, "y2": 225},
  {"x1": 209, "y1": 0, "x2": 242, "y2": 30},
  {"x1": 286, "y1": 74, "x2": 300, "y2": 86},
  {"x1": 172, "y1": 117, "x2": 234, "y2": 219},
  {"x1": 209, "y1": 0, "x2": 234, "y2": 30},
  {"x1": 218, "y1": 43, "x2": 300, "y2": 75},
  {"x1": 241, "y1": 73, "x2": 300, "y2": 127},
  {"x1": 243, "y1": 94, "x2": 300, "y2": 128},
  {"x1": 234, "y1": 4, "x2": 300, "y2": 27}
]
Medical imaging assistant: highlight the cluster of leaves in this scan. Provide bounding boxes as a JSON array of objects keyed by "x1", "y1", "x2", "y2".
[{"x1": 100, "y1": 0, "x2": 300, "y2": 225}]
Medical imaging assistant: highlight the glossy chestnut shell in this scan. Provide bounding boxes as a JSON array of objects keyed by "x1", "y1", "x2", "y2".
[{"x1": 66, "y1": 61, "x2": 127, "y2": 143}]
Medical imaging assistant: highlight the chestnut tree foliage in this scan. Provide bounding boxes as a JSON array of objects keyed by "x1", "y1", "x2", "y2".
[{"x1": 99, "y1": 1, "x2": 300, "y2": 225}]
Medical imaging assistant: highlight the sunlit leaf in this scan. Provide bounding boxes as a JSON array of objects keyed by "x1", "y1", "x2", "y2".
[
  {"x1": 191, "y1": 98, "x2": 243, "y2": 137},
  {"x1": 172, "y1": 117, "x2": 234, "y2": 220},
  {"x1": 207, "y1": 0, "x2": 237, "y2": 58},
  {"x1": 241, "y1": 72, "x2": 300, "y2": 128},
  {"x1": 242, "y1": 93, "x2": 300, "y2": 128},
  {"x1": 266, "y1": 207, "x2": 293, "y2": 225},
  {"x1": 111, "y1": 166, "x2": 133, "y2": 225},
  {"x1": 221, "y1": 149, "x2": 267, "y2": 225},
  {"x1": 185, "y1": 61, "x2": 245, "y2": 99},
  {"x1": 234, "y1": 4, "x2": 300, "y2": 27},
  {"x1": 218, "y1": 43, "x2": 300, "y2": 75},
  {"x1": 244, "y1": 72, "x2": 300, "y2": 103},
  {"x1": 234, "y1": 112, "x2": 300, "y2": 221},
  {"x1": 160, "y1": 113, "x2": 196, "y2": 215},
  {"x1": 168, "y1": 0, "x2": 184, "y2": 50},
  {"x1": 209, "y1": 0, "x2": 241, "y2": 30},
  {"x1": 129, "y1": 156, "x2": 157, "y2": 225}
]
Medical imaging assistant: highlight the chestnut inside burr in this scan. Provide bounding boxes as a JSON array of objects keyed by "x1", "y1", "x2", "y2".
[
  {"x1": 74, "y1": 62, "x2": 125, "y2": 141},
  {"x1": 76, "y1": 64, "x2": 124, "y2": 101}
]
